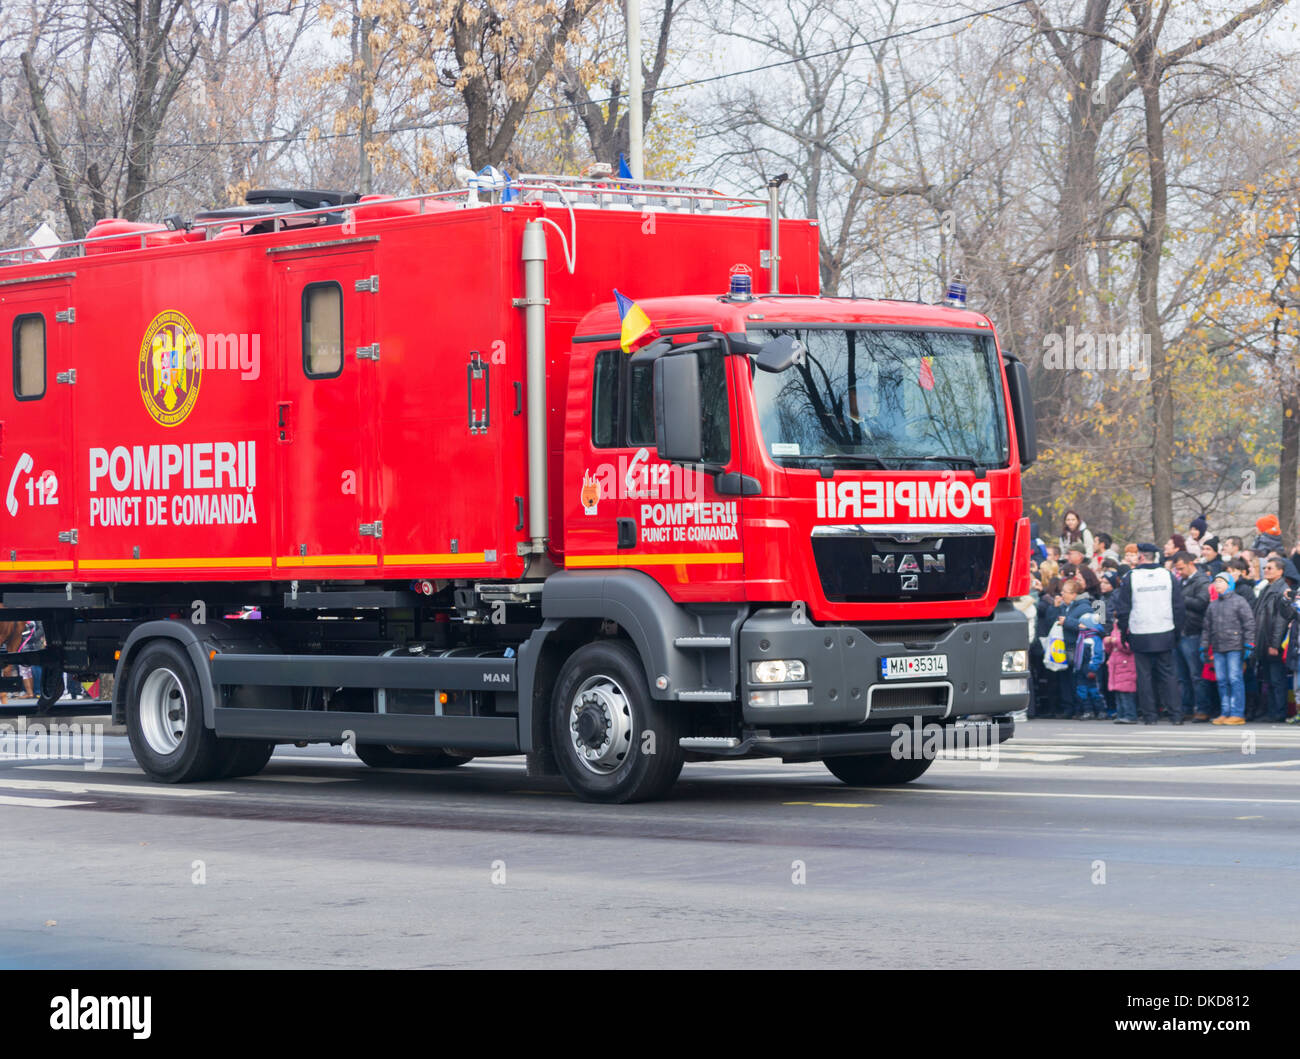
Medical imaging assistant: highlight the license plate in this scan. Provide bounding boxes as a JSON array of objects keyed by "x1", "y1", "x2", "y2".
[{"x1": 881, "y1": 654, "x2": 948, "y2": 680}]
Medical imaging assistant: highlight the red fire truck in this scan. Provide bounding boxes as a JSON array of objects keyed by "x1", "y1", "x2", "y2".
[{"x1": 0, "y1": 174, "x2": 1036, "y2": 801}]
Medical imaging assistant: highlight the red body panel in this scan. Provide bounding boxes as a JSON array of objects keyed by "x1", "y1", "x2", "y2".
[{"x1": 0, "y1": 202, "x2": 821, "y2": 586}]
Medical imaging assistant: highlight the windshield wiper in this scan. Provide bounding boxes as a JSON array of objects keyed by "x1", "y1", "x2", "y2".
[{"x1": 891, "y1": 454, "x2": 988, "y2": 478}]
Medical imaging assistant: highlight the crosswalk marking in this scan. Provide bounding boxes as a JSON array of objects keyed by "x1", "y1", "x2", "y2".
[
  {"x1": 0, "y1": 777, "x2": 231, "y2": 798},
  {"x1": 0, "y1": 794, "x2": 93, "y2": 808}
]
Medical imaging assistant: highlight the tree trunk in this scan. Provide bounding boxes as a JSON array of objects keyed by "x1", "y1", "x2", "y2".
[
  {"x1": 1133, "y1": 7, "x2": 1173, "y2": 543},
  {"x1": 1279, "y1": 318, "x2": 1299, "y2": 544}
]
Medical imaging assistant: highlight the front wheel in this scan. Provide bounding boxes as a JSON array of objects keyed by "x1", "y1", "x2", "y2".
[
  {"x1": 550, "y1": 640, "x2": 685, "y2": 803},
  {"x1": 824, "y1": 753, "x2": 934, "y2": 786}
]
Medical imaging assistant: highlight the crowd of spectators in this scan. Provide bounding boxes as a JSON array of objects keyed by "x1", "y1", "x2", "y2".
[{"x1": 1022, "y1": 510, "x2": 1300, "y2": 724}]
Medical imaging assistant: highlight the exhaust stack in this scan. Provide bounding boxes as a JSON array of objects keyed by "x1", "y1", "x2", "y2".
[{"x1": 521, "y1": 220, "x2": 549, "y2": 553}]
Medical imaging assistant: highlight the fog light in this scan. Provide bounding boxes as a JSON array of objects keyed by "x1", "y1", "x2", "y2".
[
  {"x1": 1000, "y1": 677, "x2": 1029, "y2": 696},
  {"x1": 750, "y1": 659, "x2": 807, "y2": 683},
  {"x1": 1001, "y1": 650, "x2": 1028, "y2": 673}
]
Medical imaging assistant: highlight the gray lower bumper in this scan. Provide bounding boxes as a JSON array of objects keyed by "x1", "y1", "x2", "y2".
[{"x1": 738, "y1": 601, "x2": 1031, "y2": 725}]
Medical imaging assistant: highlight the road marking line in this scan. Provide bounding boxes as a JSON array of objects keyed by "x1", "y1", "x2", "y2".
[
  {"x1": 784, "y1": 801, "x2": 878, "y2": 808},
  {"x1": 852, "y1": 786, "x2": 1300, "y2": 805},
  {"x1": 0, "y1": 778, "x2": 231, "y2": 797},
  {"x1": 245, "y1": 775, "x2": 355, "y2": 784},
  {"x1": 16, "y1": 764, "x2": 141, "y2": 775},
  {"x1": 0, "y1": 795, "x2": 93, "y2": 808}
]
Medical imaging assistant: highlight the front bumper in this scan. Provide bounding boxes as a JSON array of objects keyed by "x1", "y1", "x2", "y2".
[
  {"x1": 689, "y1": 716, "x2": 1015, "y2": 762},
  {"x1": 738, "y1": 601, "x2": 1030, "y2": 725}
]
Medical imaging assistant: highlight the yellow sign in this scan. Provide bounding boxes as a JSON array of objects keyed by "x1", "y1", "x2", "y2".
[{"x1": 138, "y1": 310, "x2": 201, "y2": 427}]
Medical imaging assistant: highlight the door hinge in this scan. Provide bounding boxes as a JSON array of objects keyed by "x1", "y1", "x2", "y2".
[
  {"x1": 356, "y1": 343, "x2": 380, "y2": 361},
  {"x1": 360, "y1": 521, "x2": 383, "y2": 538},
  {"x1": 55, "y1": 369, "x2": 76, "y2": 384},
  {"x1": 354, "y1": 276, "x2": 379, "y2": 293},
  {"x1": 57, "y1": 529, "x2": 78, "y2": 545},
  {"x1": 55, "y1": 307, "x2": 76, "y2": 323}
]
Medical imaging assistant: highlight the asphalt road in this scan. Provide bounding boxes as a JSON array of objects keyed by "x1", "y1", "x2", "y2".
[{"x1": 0, "y1": 711, "x2": 1297, "y2": 969}]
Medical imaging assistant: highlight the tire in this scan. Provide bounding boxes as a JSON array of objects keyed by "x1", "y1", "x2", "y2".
[
  {"x1": 216, "y1": 740, "x2": 275, "y2": 779},
  {"x1": 126, "y1": 639, "x2": 230, "y2": 783},
  {"x1": 550, "y1": 640, "x2": 685, "y2": 803},
  {"x1": 33, "y1": 666, "x2": 65, "y2": 715},
  {"x1": 823, "y1": 753, "x2": 934, "y2": 786},
  {"x1": 353, "y1": 744, "x2": 474, "y2": 769}
]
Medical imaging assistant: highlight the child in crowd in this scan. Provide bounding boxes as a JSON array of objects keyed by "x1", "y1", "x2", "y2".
[
  {"x1": 1104, "y1": 617, "x2": 1138, "y2": 723},
  {"x1": 1073, "y1": 612, "x2": 1106, "y2": 719}
]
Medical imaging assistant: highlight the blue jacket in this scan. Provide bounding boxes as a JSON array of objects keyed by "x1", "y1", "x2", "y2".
[
  {"x1": 1073, "y1": 629, "x2": 1104, "y2": 675},
  {"x1": 1061, "y1": 596, "x2": 1094, "y2": 651}
]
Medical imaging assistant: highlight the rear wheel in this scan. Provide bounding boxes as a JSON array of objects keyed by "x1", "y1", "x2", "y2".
[
  {"x1": 216, "y1": 740, "x2": 275, "y2": 779},
  {"x1": 823, "y1": 753, "x2": 934, "y2": 786},
  {"x1": 353, "y1": 744, "x2": 474, "y2": 769},
  {"x1": 550, "y1": 640, "x2": 685, "y2": 803},
  {"x1": 33, "y1": 666, "x2": 65, "y2": 715},
  {"x1": 127, "y1": 640, "x2": 230, "y2": 782}
]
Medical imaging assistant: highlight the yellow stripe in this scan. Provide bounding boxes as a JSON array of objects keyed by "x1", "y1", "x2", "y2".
[
  {"x1": 384, "y1": 553, "x2": 489, "y2": 565},
  {"x1": 276, "y1": 554, "x2": 377, "y2": 567},
  {"x1": 566, "y1": 552, "x2": 743, "y2": 568},
  {"x1": 0, "y1": 560, "x2": 76, "y2": 571},
  {"x1": 80, "y1": 557, "x2": 273, "y2": 570}
]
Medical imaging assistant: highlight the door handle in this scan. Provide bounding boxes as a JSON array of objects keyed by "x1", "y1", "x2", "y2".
[
  {"x1": 277, "y1": 402, "x2": 292, "y2": 442},
  {"x1": 617, "y1": 517, "x2": 637, "y2": 550}
]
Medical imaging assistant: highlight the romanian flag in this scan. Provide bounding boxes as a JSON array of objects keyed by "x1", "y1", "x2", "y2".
[
  {"x1": 918, "y1": 355, "x2": 935, "y2": 391},
  {"x1": 614, "y1": 289, "x2": 659, "y2": 353}
]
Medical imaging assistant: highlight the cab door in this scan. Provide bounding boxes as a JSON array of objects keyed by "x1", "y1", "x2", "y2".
[
  {"x1": 273, "y1": 252, "x2": 378, "y2": 573},
  {"x1": 567, "y1": 341, "x2": 745, "y2": 601},
  {"x1": 0, "y1": 279, "x2": 76, "y2": 576}
]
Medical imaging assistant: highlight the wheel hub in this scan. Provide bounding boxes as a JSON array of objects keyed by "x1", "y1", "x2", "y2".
[
  {"x1": 138, "y1": 667, "x2": 188, "y2": 756},
  {"x1": 568, "y1": 676, "x2": 633, "y2": 774}
]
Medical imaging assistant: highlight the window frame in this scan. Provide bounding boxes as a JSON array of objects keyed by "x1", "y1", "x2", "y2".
[
  {"x1": 12, "y1": 312, "x2": 46, "y2": 401},
  {"x1": 301, "y1": 281, "x2": 345, "y2": 380},
  {"x1": 590, "y1": 348, "x2": 626, "y2": 449},
  {"x1": 590, "y1": 343, "x2": 734, "y2": 465}
]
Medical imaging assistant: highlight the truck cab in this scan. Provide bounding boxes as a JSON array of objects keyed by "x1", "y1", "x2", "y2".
[{"x1": 547, "y1": 287, "x2": 1035, "y2": 792}]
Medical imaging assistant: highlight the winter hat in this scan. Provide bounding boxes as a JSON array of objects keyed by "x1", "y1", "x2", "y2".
[
  {"x1": 1190, "y1": 514, "x2": 1209, "y2": 537},
  {"x1": 1213, "y1": 571, "x2": 1235, "y2": 593},
  {"x1": 1201, "y1": 535, "x2": 1220, "y2": 554},
  {"x1": 1077, "y1": 612, "x2": 1103, "y2": 630},
  {"x1": 1066, "y1": 542, "x2": 1087, "y2": 557},
  {"x1": 1101, "y1": 571, "x2": 1120, "y2": 590},
  {"x1": 1257, "y1": 514, "x2": 1281, "y2": 537}
]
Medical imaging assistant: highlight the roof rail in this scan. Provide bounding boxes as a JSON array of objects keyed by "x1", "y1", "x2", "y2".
[{"x1": 0, "y1": 175, "x2": 767, "y2": 266}]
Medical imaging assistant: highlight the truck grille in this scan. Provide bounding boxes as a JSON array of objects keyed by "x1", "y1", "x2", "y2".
[
  {"x1": 811, "y1": 529, "x2": 994, "y2": 603},
  {"x1": 867, "y1": 682, "x2": 952, "y2": 718}
]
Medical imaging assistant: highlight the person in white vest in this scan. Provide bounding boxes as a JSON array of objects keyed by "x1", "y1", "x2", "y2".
[{"x1": 1114, "y1": 542, "x2": 1187, "y2": 725}]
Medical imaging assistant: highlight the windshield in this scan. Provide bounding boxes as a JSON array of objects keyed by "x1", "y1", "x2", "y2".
[{"x1": 750, "y1": 327, "x2": 1009, "y2": 469}]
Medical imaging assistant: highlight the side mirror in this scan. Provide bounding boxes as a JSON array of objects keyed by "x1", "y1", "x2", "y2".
[
  {"x1": 654, "y1": 352, "x2": 703, "y2": 463},
  {"x1": 1005, "y1": 357, "x2": 1037, "y2": 468},
  {"x1": 755, "y1": 334, "x2": 805, "y2": 373}
]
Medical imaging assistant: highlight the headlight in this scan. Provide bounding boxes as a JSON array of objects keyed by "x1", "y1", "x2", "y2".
[
  {"x1": 750, "y1": 659, "x2": 807, "y2": 684},
  {"x1": 1001, "y1": 650, "x2": 1028, "y2": 673}
]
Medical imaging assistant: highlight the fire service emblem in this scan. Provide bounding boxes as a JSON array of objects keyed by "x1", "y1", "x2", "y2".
[{"x1": 138, "y1": 309, "x2": 201, "y2": 427}]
